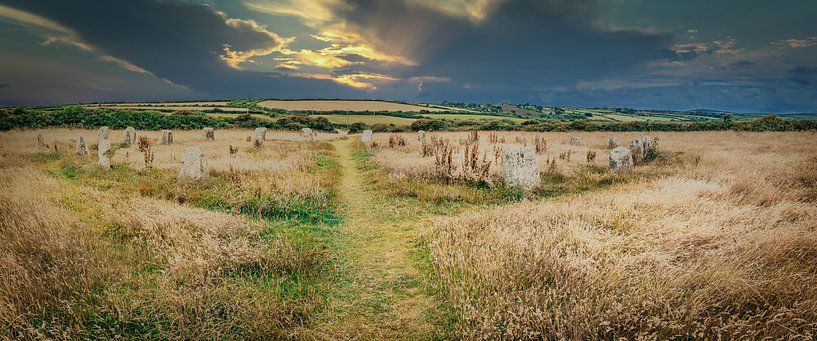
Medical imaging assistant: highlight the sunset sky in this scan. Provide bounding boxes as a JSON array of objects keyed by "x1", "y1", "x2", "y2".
[{"x1": 0, "y1": 0, "x2": 815, "y2": 112}]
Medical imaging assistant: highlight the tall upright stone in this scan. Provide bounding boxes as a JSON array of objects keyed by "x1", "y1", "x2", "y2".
[
  {"x1": 501, "y1": 144, "x2": 540, "y2": 191},
  {"x1": 302, "y1": 127, "x2": 314, "y2": 141},
  {"x1": 178, "y1": 147, "x2": 209, "y2": 181},
  {"x1": 255, "y1": 127, "x2": 267, "y2": 142},
  {"x1": 203, "y1": 127, "x2": 215, "y2": 141},
  {"x1": 417, "y1": 130, "x2": 426, "y2": 142},
  {"x1": 361, "y1": 130, "x2": 373, "y2": 142},
  {"x1": 609, "y1": 147, "x2": 633, "y2": 171},
  {"x1": 569, "y1": 137, "x2": 581, "y2": 146},
  {"x1": 97, "y1": 126, "x2": 109, "y2": 141},
  {"x1": 98, "y1": 138, "x2": 111, "y2": 170},
  {"x1": 629, "y1": 135, "x2": 655, "y2": 163},
  {"x1": 642, "y1": 135, "x2": 655, "y2": 158},
  {"x1": 608, "y1": 137, "x2": 619, "y2": 149},
  {"x1": 76, "y1": 136, "x2": 89, "y2": 156},
  {"x1": 123, "y1": 127, "x2": 136, "y2": 146},
  {"x1": 160, "y1": 130, "x2": 173, "y2": 145}
]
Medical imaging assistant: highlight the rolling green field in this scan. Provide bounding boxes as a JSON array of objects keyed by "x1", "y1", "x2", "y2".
[
  {"x1": 420, "y1": 113, "x2": 526, "y2": 123},
  {"x1": 316, "y1": 114, "x2": 418, "y2": 125}
]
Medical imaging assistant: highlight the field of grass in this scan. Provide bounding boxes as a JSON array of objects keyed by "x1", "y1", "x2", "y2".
[
  {"x1": 87, "y1": 105, "x2": 250, "y2": 112},
  {"x1": 259, "y1": 100, "x2": 449, "y2": 112},
  {"x1": 316, "y1": 114, "x2": 418, "y2": 125},
  {"x1": 420, "y1": 113, "x2": 526, "y2": 122},
  {"x1": 3, "y1": 128, "x2": 816, "y2": 339}
]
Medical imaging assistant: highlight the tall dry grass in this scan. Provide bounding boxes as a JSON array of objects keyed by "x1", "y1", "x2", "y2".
[
  {"x1": 0, "y1": 128, "x2": 340, "y2": 339},
  {"x1": 426, "y1": 131, "x2": 817, "y2": 339}
]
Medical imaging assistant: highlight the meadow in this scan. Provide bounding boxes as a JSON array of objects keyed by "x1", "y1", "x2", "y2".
[
  {"x1": 259, "y1": 100, "x2": 449, "y2": 112},
  {"x1": 1, "y1": 127, "x2": 815, "y2": 339}
]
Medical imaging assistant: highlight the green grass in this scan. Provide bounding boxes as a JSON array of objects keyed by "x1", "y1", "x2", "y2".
[
  {"x1": 420, "y1": 113, "x2": 527, "y2": 123},
  {"x1": 316, "y1": 114, "x2": 419, "y2": 126}
]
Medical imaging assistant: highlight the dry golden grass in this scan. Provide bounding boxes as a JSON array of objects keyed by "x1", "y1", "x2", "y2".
[
  {"x1": 258, "y1": 99, "x2": 448, "y2": 112},
  {"x1": 0, "y1": 128, "x2": 339, "y2": 172},
  {"x1": 422, "y1": 131, "x2": 817, "y2": 339},
  {"x1": 0, "y1": 128, "x2": 341, "y2": 339}
]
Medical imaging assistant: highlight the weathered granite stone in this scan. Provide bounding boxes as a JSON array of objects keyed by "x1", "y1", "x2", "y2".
[
  {"x1": 608, "y1": 137, "x2": 619, "y2": 149},
  {"x1": 160, "y1": 130, "x2": 173, "y2": 145},
  {"x1": 203, "y1": 127, "x2": 215, "y2": 141},
  {"x1": 302, "y1": 127, "x2": 314, "y2": 141},
  {"x1": 76, "y1": 136, "x2": 89, "y2": 156},
  {"x1": 178, "y1": 147, "x2": 208, "y2": 181},
  {"x1": 123, "y1": 127, "x2": 136, "y2": 146},
  {"x1": 501, "y1": 144, "x2": 540, "y2": 191},
  {"x1": 98, "y1": 138, "x2": 111, "y2": 170},
  {"x1": 362, "y1": 130, "x2": 373, "y2": 142},
  {"x1": 417, "y1": 130, "x2": 426, "y2": 142},
  {"x1": 97, "y1": 126, "x2": 109, "y2": 141},
  {"x1": 609, "y1": 147, "x2": 633, "y2": 171},
  {"x1": 569, "y1": 136, "x2": 581, "y2": 146},
  {"x1": 255, "y1": 127, "x2": 267, "y2": 142}
]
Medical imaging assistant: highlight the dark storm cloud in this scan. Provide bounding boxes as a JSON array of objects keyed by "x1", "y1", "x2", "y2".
[
  {"x1": 0, "y1": 83, "x2": 10, "y2": 88},
  {"x1": 0, "y1": 0, "x2": 357, "y2": 98},
  {"x1": 333, "y1": 0, "x2": 675, "y2": 88},
  {"x1": 788, "y1": 66, "x2": 817, "y2": 86}
]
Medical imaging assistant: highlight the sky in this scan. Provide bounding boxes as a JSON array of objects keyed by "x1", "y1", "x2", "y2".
[{"x1": 0, "y1": 0, "x2": 815, "y2": 113}]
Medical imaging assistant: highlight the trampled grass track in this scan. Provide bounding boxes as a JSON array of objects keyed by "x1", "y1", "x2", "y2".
[{"x1": 305, "y1": 138, "x2": 448, "y2": 339}]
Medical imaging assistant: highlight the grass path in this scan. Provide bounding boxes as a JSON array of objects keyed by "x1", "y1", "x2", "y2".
[{"x1": 306, "y1": 138, "x2": 442, "y2": 339}]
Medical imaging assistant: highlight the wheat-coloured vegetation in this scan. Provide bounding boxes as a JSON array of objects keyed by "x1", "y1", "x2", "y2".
[
  {"x1": 417, "y1": 131, "x2": 817, "y2": 339},
  {"x1": 2, "y1": 127, "x2": 816, "y2": 339},
  {"x1": 0, "y1": 128, "x2": 341, "y2": 339}
]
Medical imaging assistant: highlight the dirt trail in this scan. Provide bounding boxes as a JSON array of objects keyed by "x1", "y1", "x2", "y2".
[{"x1": 308, "y1": 138, "x2": 438, "y2": 339}]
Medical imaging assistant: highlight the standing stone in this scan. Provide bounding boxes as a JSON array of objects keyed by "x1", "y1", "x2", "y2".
[
  {"x1": 608, "y1": 137, "x2": 619, "y2": 149},
  {"x1": 203, "y1": 127, "x2": 215, "y2": 141},
  {"x1": 609, "y1": 147, "x2": 634, "y2": 171},
  {"x1": 417, "y1": 130, "x2": 426, "y2": 142},
  {"x1": 641, "y1": 135, "x2": 654, "y2": 159},
  {"x1": 255, "y1": 127, "x2": 267, "y2": 142},
  {"x1": 97, "y1": 126, "x2": 109, "y2": 141},
  {"x1": 178, "y1": 147, "x2": 209, "y2": 181},
  {"x1": 569, "y1": 137, "x2": 581, "y2": 146},
  {"x1": 501, "y1": 144, "x2": 540, "y2": 191},
  {"x1": 98, "y1": 138, "x2": 111, "y2": 170},
  {"x1": 123, "y1": 127, "x2": 136, "y2": 146},
  {"x1": 302, "y1": 127, "x2": 314, "y2": 141},
  {"x1": 75, "y1": 136, "x2": 89, "y2": 156},
  {"x1": 160, "y1": 130, "x2": 173, "y2": 145},
  {"x1": 361, "y1": 130, "x2": 373, "y2": 143},
  {"x1": 629, "y1": 136, "x2": 654, "y2": 163}
]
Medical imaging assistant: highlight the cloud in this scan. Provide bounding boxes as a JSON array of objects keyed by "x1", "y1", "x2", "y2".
[
  {"x1": 772, "y1": 36, "x2": 817, "y2": 48},
  {"x1": 788, "y1": 66, "x2": 817, "y2": 86},
  {"x1": 306, "y1": 0, "x2": 678, "y2": 91},
  {"x1": 0, "y1": 0, "x2": 357, "y2": 98}
]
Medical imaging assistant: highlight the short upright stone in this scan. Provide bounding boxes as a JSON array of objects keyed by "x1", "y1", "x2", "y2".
[
  {"x1": 501, "y1": 144, "x2": 540, "y2": 191},
  {"x1": 178, "y1": 147, "x2": 209, "y2": 181},
  {"x1": 255, "y1": 127, "x2": 267, "y2": 142},
  {"x1": 203, "y1": 127, "x2": 215, "y2": 141},
  {"x1": 569, "y1": 137, "x2": 581, "y2": 146},
  {"x1": 302, "y1": 127, "x2": 314, "y2": 141},
  {"x1": 160, "y1": 130, "x2": 173, "y2": 145},
  {"x1": 97, "y1": 126, "x2": 109, "y2": 141},
  {"x1": 417, "y1": 130, "x2": 426, "y2": 142},
  {"x1": 609, "y1": 147, "x2": 633, "y2": 171},
  {"x1": 123, "y1": 127, "x2": 136, "y2": 146},
  {"x1": 608, "y1": 137, "x2": 619, "y2": 149},
  {"x1": 76, "y1": 136, "x2": 89, "y2": 156},
  {"x1": 362, "y1": 130, "x2": 373, "y2": 142},
  {"x1": 98, "y1": 138, "x2": 111, "y2": 170}
]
